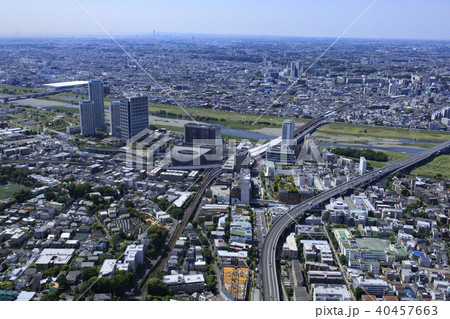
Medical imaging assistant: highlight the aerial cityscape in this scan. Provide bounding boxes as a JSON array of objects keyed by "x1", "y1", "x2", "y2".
[{"x1": 0, "y1": 1, "x2": 450, "y2": 305}]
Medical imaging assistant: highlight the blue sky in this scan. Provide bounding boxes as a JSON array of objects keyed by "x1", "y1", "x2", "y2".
[{"x1": 1, "y1": 0, "x2": 450, "y2": 40}]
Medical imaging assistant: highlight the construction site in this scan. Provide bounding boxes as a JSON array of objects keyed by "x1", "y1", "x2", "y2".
[{"x1": 222, "y1": 266, "x2": 249, "y2": 301}]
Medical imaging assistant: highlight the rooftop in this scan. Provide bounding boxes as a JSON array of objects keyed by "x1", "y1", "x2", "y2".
[{"x1": 43, "y1": 81, "x2": 89, "y2": 88}]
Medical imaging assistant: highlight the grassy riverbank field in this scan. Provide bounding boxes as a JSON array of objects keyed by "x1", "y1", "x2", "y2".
[
  {"x1": 148, "y1": 103, "x2": 308, "y2": 130},
  {"x1": 317, "y1": 122, "x2": 450, "y2": 142},
  {"x1": 411, "y1": 155, "x2": 450, "y2": 179}
]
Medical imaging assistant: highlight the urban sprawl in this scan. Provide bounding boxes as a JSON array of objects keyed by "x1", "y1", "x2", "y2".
[{"x1": 0, "y1": 35, "x2": 449, "y2": 302}]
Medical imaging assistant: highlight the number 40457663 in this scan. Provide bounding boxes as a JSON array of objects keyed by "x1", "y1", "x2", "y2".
[{"x1": 375, "y1": 306, "x2": 438, "y2": 316}]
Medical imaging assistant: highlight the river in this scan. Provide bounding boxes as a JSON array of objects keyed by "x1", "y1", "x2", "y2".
[
  {"x1": 218, "y1": 126, "x2": 426, "y2": 154},
  {"x1": 29, "y1": 105, "x2": 431, "y2": 154}
]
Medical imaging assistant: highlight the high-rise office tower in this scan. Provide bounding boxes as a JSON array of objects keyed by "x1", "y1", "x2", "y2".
[
  {"x1": 120, "y1": 96, "x2": 149, "y2": 140},
  {"x1": 110, "y1": 101, "x2": 121, "y2": 138},
  {"x1": 88, "y1": 80, "x2": 105, "y2": 130},
  {"x1": 290, "y1": 61, "x2": 301, "y2": 78},
  {"x1": 281, "y1": 119, "x2": 295, "y2": 148},
  {"x1": 359, "y1": 157, "x2": 367, "y2": 175},
  {"x1": 388, "y1": 82, "x2": 399, "y2": 96},
  {"x1": 184, "y1": 122, "x2": 221, "y2": 145},
  {"x1": 80, "y1": 100, "x2": 95, "y2": 136},
  {"x1": 240, "y1": 168, "x2": 251, "y2": 204}
]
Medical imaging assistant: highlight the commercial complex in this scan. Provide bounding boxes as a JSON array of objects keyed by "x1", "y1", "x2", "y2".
[
  {"x1": 110, "y1": 101, "x2": 121, "y2": 138},
  {"x1": 184, "y1": 122, "x2": 221, "y2": 146},
  {"x1": 88, "y1": 80, "x2": 106, "y2": 130},
  {"x1": 281, "y1": 119, "x2": 295, "y2": 148},
  {"x1": 79, "y1": 100, "x2": 95, "y2": 136},
  {"x1": 120, "y1": 96, "x2": 149, "y2": 140}
]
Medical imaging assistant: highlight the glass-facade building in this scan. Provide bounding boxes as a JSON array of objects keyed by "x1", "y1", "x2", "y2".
[{"x1": 120, "y1": 96, "x2": 149, "y2": 140}]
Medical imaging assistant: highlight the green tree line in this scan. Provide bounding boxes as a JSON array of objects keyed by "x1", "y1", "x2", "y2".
[{"x1": 332, "y1": 147, "x2": 388, "y2": 162}]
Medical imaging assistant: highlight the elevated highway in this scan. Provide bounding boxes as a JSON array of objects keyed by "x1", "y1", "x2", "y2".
[
  {"x1": 248, "y1": 106, "x2": 344, "y2": 158},
  {"x1": 261, "y1": 139, "x2": 450, "y2": 301},
  {"x1": 0, "y1": 89, "x2": 71, "y2": 103}
]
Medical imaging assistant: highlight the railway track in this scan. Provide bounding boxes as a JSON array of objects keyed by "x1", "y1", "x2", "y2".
[{"x1": 138, "y1": 167, "x2": 222, "y2": 295}]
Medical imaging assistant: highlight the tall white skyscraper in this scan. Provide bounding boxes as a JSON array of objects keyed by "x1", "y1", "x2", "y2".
[
  {"x1": 120, "y1": 96, "x2": 149, "y2": 140},
  {"x1": 88, "y1": 80, "x2": 105, "y2": 130},
  {"x1": 110, "y1": 101, "x2": 121, "y2": 138},
  {"x1": 282, "y1": 119, "x2": 295, "y2": 148},
  {"x1": 80, "y1": 100, "x2": 95, "y2": 136},
  {"x1": 359, "y1": 157, "x2": 367, "y2": 175},
  {"x1": 240, "y1": 169, "x2": 251, "y2": 204}
]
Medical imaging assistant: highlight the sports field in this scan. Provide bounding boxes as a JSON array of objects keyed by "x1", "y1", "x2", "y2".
[
  {"x1": 356, "y1": 238, "x2": 390, "y2": 251},
  {"x1": 333, "y1": 228, "x2": 352, "y2": 240},
  {"x1": 0, "y1": 183, "x2": 30, "y2": 200}
]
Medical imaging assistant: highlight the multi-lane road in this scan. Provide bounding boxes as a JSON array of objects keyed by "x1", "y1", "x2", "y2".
[
  {"x1": 261, "y1": 139, "x2": 450, "y2": 301},
  {"x1": 252, "y1": 207, "x2": 268, "y2": 301}
]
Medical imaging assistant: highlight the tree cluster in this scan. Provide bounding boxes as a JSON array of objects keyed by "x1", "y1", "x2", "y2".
[
  {"x1": 43, "y1": 186, "x2": 67, "y2": 203},
  {"x1": 92, "y1": 185, "x2": 120, "y2": 199},
  {"x1": 67, "y1": 182, "x2": 92, "y2": 199},
  {"x1": 205, "y1": 275, "x2": 216, "y2": 292},
  {"x1": 147, "y1": 278, "x2": 170, "y2": 297},
  {"x1": 147, "y1": 225, "x2": 168, "y2": 258},
  {"x1": 81, "y1": 267, "x2": 99, "y2": 282},
  {"x1": 91, "y1": 271, "x2": 135, "y2": 297},
  {"x1": 78, "y1": 271, "x2": 134, "y2": 299},
  {"x1": 202, "y1": 247, "x2": 213, "y2": 264},
  {"x1": 152, "y1": 195, "x2": 184, "y2": 220},
  {"x1": 13, "y1": 189, "x2": 33, "y2": 203},
  {"x1": 332, "y1": 147, "x2": 388, "y2": 162},
  {"x1": 40, "y1": 291, "x2": 60, "y2": 301},
  {"x1": 325, "y1": 226, "x2": 339, "y2": 251},
  {"x1": 0, "y1": 166, "x2": 40, "y2": 187}
]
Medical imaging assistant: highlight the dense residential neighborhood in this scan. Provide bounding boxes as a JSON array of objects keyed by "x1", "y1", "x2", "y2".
[{"x1": 0, "y1": 31, "x2": 450, "y2": 302}]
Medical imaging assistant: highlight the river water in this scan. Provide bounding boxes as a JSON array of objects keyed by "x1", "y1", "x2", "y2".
[
  {"x1": 31, "y1": 104, "x2": 430, "y2": 154},
  {"x1": 219, "y1": 126, "x2": 426, "y2": 154}
]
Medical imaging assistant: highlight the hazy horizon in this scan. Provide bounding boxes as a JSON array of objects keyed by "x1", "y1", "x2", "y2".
[
  {"x1": 1, "y1": 0, "x2": 450, "y2": 41},
  {"x1": 1, "y1": 31, "x2": 450, "y2": 43}
]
